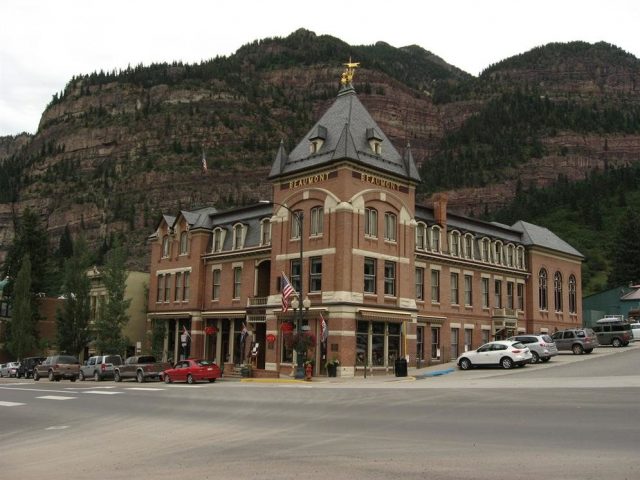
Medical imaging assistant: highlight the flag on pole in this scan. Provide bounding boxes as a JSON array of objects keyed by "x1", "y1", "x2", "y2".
[
  {"x1": 182, "y1": 325, "x2": 191, "y2": 339},
  {"x1": 320, "y1": 311, "x2": 328, "y2": 343},
  {"x1": 240, "y1": 322, "x2": 248, "y2": 343},
  {"x1": 281, "y1": 272, "x2": 294, "y2": 312},
  {"x1": 201, "y1": 149, "x2": 208, "y2": 173}
]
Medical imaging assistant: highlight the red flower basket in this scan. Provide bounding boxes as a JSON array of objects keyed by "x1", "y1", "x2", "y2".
[
  {"x1": 280, "y1": 322, "x2": 294, "y2": 333},
  {"x1": 204, "y1": 326, "x2": 218, "y2": 335},
  {"x1": 266, "y1": 333, "x2": 277, "y2": 344}
]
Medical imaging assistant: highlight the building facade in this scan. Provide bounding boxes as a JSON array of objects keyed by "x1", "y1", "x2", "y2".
[{"x1": 146, "y1": 64, "x2": 583, "y2": 376}]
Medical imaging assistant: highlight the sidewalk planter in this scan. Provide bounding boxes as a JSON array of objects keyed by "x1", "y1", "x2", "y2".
[{"x1": 304, "y1": 363, "x2": 313, "y2": 381}]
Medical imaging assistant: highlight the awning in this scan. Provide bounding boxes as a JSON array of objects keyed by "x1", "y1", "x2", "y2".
[
  {"x1": 357, "y1": 308, "x2": 413, "y2": 323},
  {"x1": 417, "y1": 315, "x2": 447, "y2": 325}
]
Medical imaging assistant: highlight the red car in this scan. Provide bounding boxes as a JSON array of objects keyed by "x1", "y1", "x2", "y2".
[{"x1": 162, "y1": 359, "x2": 221, "y2": 384}]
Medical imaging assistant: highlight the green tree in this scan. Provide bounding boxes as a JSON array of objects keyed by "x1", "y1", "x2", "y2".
[
  {"x1": 56, "y1": 236, "x2": 92, "y2": 356},
  {"x1": 6, "y1": 255, "x2": 37, "y2": 359},
  {"x1": 2, "y1": 207, "x2": 54, "y2": 298},
  {"x1": 608, "y1": 209, "x2": 640, "y2": 287},
  {"x1": 95, "y1": 240, "x2": 131, "y2": 354}
]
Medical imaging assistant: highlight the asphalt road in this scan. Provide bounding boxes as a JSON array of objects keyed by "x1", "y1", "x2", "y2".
[{"x1": 1, "y1": 346, "x2": 639, "y2": 480}]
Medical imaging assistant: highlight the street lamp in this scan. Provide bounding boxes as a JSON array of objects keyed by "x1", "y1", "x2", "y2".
[{"x1": 259, "y1": 199, "x2": 309, "y2": 379}]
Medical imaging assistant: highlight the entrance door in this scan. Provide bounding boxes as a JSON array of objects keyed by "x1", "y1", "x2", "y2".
[
  {"x1": 416, "y1": 325, "x2": 425, "y2": 368},
  {"x1": 253, "y1": 322, "x2": 266, "y2": 369}
]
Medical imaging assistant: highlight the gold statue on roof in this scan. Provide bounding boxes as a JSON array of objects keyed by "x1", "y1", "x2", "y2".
[{"x1": 341, "y1": 57, "x2": 360, "y2": 85}]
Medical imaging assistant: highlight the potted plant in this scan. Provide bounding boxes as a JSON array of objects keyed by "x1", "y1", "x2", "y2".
[
  {"x1": 240, "y1": 363, "x2": 252, "y2": 378},
  {"x1": 325, "y1": 357, "x2": 340, "y2": 377},
  {"x1": 304, "y1": 359, "x2": 314, "y2": 381}
]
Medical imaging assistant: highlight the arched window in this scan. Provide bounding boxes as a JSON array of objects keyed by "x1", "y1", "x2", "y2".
[
  {"x1": 290, "y1": 210, "x2": 302, "y2": 239},
  {"x1": 430, "y1": 226, "x2": 441, "y2": 252},
  {"x1": 507, "y1": 245, "x2": 514, "y2": 267},
  {"x1": 233, "y1": 223, "x2": 245, "y2": 250},
  {"x1": 365, "y1": 207, "x2": 377, "y2": 237},
  {"x1": 464, "y1": 234, "x2": 474, "y2": 259},
  {"x1": 539, "y1": 269, "x2": 548, "y2": 310},
  {"x1": 415, "y1": 222, "x2": 426, "y2": 250},
  {"x1": 212, "y1": 228, "x2": 224, "y2": 253},
  {"x1": 481, "y1": 238, "x2": 490, "y2": 262},
  {"x1": 554, "y1": 272, "x2": 563, "y2": 312},
  {"x1": 384, "y1": 212, "x2": 397, "y2": 242},
  {"x1": 260, "y1": 218, "x2": 271, "y2": 246},
  {"x1": 516, "y1": 247, "x2": 525, "y2": 269},
  {"x1": 449, "y1": 231, "x2": 460, "y2": 257},
  {"x1": 162, "y1": 235, "x2": 170, "y2": 258},
  {"x1": 494, "y1": 241, "x2": 503, "y2": 265},
  {"x1": 568, "y1": 275, "x2": 577, "y2": 314},
  {"x1": 310, "y1": 206, "x2": 323, "y2": 236},
  {"x1": 179, "y1": 231, "x2": 188, "y2": 255}
]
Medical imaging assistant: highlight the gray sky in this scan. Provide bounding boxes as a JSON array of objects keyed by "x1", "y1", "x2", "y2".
[{"x1": 1, "y1": 0, "x2": 638, "y2": 137}]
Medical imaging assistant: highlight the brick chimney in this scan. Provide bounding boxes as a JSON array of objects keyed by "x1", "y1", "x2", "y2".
[{"x1": 433, "y1": 193, "x2": 448, "y2": 226}]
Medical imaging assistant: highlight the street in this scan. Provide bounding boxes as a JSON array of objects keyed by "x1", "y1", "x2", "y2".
[{"x1": 1, "y1": 346, "x2": 639, "y2": 480}]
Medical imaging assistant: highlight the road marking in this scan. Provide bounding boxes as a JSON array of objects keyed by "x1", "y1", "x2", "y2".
[
  {"x1": 125, "y1": 387, "x2": 165, "y2": 391},
  {"x1": 37, "y1": 396, "x2": 77, "y2": 400},
  {"x1": 83, "y1": 390, "x2": 123, "y2": 395},
  {"x1": 67, "y1": 386, "x2": 115, "y2": 390},
  {"x1": 0, "y1": 401, "x2": 25, "y2": 407},
  {"x1": 45, "y1": 426, "x2": 69, "y2": 430}
]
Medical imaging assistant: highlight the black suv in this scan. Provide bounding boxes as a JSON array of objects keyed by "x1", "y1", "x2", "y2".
[{"x1": 16, "y1": 357, "x2": 46, "y2": 378}]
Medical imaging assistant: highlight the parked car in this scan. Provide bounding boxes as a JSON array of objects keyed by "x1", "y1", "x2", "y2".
[
  {"x1": 507, "y1": 334, "x2": 558, "y2": 363},
  {"x1": 457, "y1": 340, "x2": 532, "y2": 370},
  {"x1": 16, "y1": 357, "x2": 46, "y2": 378},
  {"x1": 114, "y1": 355, "x2": 171, "y2": 383},
  {"x1": 551, "y1": 328, "x2": 599, "y2": 354},
  {"x1": 631, "y1": 322, "x2": 640, "y2": 341},
  {"x1": 0, "y1": 362, "x2": 20, "y2": 377},
  {"x1": 33, "y1": 355, "x2": 80, "y2": 381},
  {"x1": 592, "y1": 317, "x2": 632, "y2": 347},
  {"x1": 79, "y1": 354, "x2": 123, "y2": 381},
  {"x1": 162, "y1": 359, "x2": 221, "y2": 384}
]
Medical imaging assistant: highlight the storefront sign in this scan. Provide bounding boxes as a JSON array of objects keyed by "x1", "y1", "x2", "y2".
[
  {"x1": 287, "y1": 172, "x2": 330, "y2": 190},
  {"x1": 359, "y1": 172, "x2": 400, "y2": 191}
]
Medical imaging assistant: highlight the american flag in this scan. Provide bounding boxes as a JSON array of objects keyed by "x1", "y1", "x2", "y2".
[
  {"x1": 320, "y1": 312, "x2": 328, "y2": 343},
  {"x1": 240, "y1": 322, "x2": 248, "y2": 343},
  {"x1": 281, "y1": 272, "x2": 294, "y2": 312},
  {"x1": 201, "y1": 150, "x2": 208, "y2": 173}
]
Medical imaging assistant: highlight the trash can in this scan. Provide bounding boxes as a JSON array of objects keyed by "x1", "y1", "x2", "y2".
[{"x1": 394, "y1": 358, "x2": 407, "y2": 377}]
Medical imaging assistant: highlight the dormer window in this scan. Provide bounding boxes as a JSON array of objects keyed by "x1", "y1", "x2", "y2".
[
  {"x1": 162, "y1": 235, "x2": 171, "y2": 258},
  {"x1": 367, "y1": 128, "x2": 383, "y2": 155},
  {"x1": 260, "y1": 218, "x2": 271, "y2": 246},
  {"x1": 212, "y1": 228, "x2": 225, "y2": 253},
  {"x1": 233, "y1": 223, "x2": 245, "y2": 250},
  {"x1": 309, "y1": 125, "x2": 327, "y2": 154}
]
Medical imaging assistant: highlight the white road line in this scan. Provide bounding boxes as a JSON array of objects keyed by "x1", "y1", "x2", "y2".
[
  {"x1": 67, "y1": 386, "x2": 115, "y2": 390},
  {"x1": 37, "y1": 396, "x2": 77, "y2": 400},
  {"x1": 83, "y1": 390, "x2": 122, "y2": 395},
  {"x1": 125, "y1": 387, "x2": 165, "y2": 391},
  {"x1": 0, "y1": 401, "x2": 26, "y2": 407},
  {"x1": 45, "y1": 426, "x2": 69, "y2": 430}
]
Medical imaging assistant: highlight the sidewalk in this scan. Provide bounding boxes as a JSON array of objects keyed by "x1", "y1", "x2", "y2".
[{"x1": 238, "y1": 360, "x2": 458, "y2": 384}]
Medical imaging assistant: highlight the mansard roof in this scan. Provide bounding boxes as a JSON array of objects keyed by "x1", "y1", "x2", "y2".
[
  {"x1": 269, "y1": 85, "x2": 421, "y2": 183},
  {"x1": 511, "y1": 220, "x2": 584, "y2": 258}
]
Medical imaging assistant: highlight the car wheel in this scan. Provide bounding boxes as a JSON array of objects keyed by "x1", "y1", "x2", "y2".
[
  {"x1": 136, "y1": 371, "x2": 144, "y2": 383},
  {"x1": 79, "y1": 371, "x2": 85, "y2": 381},
  {"x1": 501, "y1": 357, "x2": 514, "y2": 369},
  {"x1": 612, "y1": 338, "x2": 622, "y2": 348},
  {"x1": 530, "y1": 352, "x2": 540, "y2": 364},
  {"x1": 208, "y1": 378, "x2": 216, "y2": 383},
  {"x1": 94, "y1": 371, "x2": 100, "y2": 382},
  {"x1": 572, "y1": 344, "x2": 584, "y2": 355},
  {"x1": 70, "y1": 377, "x2": 76, "y2": 382},
  {"x1": 164, "y1": 374, "x2": 171, "y2": 384},
  {"x1": 187, "y1": 374, "x2": 194, "y2": 385},
  {"x1": 541, "y1": 357, "x2": 551, "y2": 363},
  {"x1": 459, "y1": 358, "x2": 472, "y2": 370},
  {"x1": 48, "y1": 370, "x2": 55, "y2": 382},
  {"x1": 33, "y1": 370, "x2": 40, "y2": 381},
  {"x1": 114, "y1": 371, "x2": 121, "y2": 382},
  {"x1": 584, "y1": 349, "x2": 593, "y2": 354}
]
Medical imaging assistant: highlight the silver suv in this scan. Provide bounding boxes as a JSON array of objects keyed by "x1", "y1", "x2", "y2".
[
  {"x1": 79, "y1": 355, "x2": 123, "y2": 381},
  {"x1": 551, "y1": 328, "x2": 599, "y2": 354},
  {"x1": 508, "y1": 334, "x2": 558, "y2": 363}
]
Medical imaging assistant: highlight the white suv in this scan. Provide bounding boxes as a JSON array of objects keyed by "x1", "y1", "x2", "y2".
[{"x1": 79, "y1": 355, "x2": 123, "y2": 381}]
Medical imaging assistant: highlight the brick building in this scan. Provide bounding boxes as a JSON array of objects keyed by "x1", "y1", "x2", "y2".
[{"x1": 146, "y1": 64, "x2": 583, "y2": 377}]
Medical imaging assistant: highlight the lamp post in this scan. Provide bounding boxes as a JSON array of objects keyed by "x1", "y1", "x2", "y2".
[{"x1": 259, "y1": 199, "x2": 310, "y2": 379}]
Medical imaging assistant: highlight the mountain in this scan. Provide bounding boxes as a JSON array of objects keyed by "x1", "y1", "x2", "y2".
[{"x1": 1, "y1": 29, "x2": 639, "y2": 292}]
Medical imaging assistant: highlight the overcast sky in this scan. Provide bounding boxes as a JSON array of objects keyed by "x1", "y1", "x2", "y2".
[{"x1": 1, "y1": 0, "x2": 638, "y2": 137}]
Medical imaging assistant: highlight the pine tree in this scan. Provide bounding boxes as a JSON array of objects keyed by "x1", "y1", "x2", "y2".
[
  {"x1": 608, "y1": 209, "x2": 640, "y2": 287},
  {"x1": 94, "y1": 240, "x2": 131, "y2": 354},
  {"x1": 6, "y1": 255, "x2": 37, "y2": 359},
  {"x1": 56, "y1": 236, "x2": 92, "y2": 356}
]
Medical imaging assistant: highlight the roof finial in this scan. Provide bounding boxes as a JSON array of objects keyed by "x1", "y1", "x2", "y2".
[{"x1": 341, "y1": 57, "x2": 360, "y2": 86}]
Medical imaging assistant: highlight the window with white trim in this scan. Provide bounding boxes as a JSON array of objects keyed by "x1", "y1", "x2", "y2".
[
  {"x1": 365, "y1": 208, "x2": 378, "y2": 238},
  {"x1": 233, "y1": 267, "x2": 242, "y2": 299},
  {"x1": 450, "y1": 272, "x2": 459, "y2": 305},
  {"x1": 481, "y1": 277, "x2": 489, "y2": 308},
  {"x1": 310, "y1": 206, "x2": 323, "y2": 236},
  {"x1": 179, "y1": 231, "x2": 188, "y2": 255},
  {"x1": 162, "y1": 236, "x2": 171, "y2": 258},
  {"x1": 430, "y1": 227, "x2": 441, "y2": 252},
  {"x1": 182, "y1": 271, "x2": 190, "y2": 301},
  {"x1": 384, "y1": 212, "x2": 397, "y2": 242},
  {"x1": 364, "y1": 258, "x2": 376, "y2": 294},
  {"x1": 260, "y1": 218, "x2": 271, "y2": 246},
  {"x1": 415, "y1": 267, "x2": 424, "y2": 300},
  {"x1": 464, "y1": 274, "x2": 473, "y2": 306},
  {"x1": 384, "y1": 261, "x2": 396, "y2": 296},
  {"x1": 212, "y1": 269, "x2": 221, "y2": 300},
  {"x1": 539, "y1": 269, "x2": 548, "y2": 310},
  {"x1": 416, "y1": 222, "x2": 426, "y2": 250},
  {"x1": 450, "y1": 232, "x2": 460, "y2": 257},
  {"x1": 568, "y1": 275, "x2": 577, "y2": 313},
  {"x1": 212, "y1": 228, "x2": 224, "y2": 253},
  {"x1": 554, "y1": 271, "x2": 563, "y2": 312},
  {"x1": 291, "y1": 211, "x2": 302, "y2": 240},
  {"x1": 431, "y1": 269, "x2": 440, "y2": 303},
  {"x1": 464, "y1": 234, "x2": 474, "y2": 259},
  {"x1": 233, "y1": 223, "x2": 245, "y2": 250}
]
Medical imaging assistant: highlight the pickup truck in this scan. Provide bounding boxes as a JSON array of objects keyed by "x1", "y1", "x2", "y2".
[{"x1": 113, "y1": 355, "x2": 171, "y2": 383}]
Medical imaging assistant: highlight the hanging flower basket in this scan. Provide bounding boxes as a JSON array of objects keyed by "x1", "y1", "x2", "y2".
[
  {"x1": 280, "y1": 322, "x2": 294, "y2": 333},
  {"x1": 204, "y1": 326, "x2": 218, "y2": 335},
  {"x1": 266, "y1": 333, "x2": 277, "y2": 344},
  {"x1": 284, "y1": 332, "x2": 317, "y2": 353}
]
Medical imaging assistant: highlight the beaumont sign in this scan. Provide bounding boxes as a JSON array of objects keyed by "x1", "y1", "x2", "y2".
[
  {"x1": 288, "y1": 172, "x2": 330, "y2": 190},
  {"x1": 285, "y1": 169, "x2": 404, "y2": 192}
]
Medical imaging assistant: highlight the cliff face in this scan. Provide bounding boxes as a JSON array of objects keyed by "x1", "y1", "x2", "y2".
[{"x1": 1, "y1": 33, "x2": 639, "y2": 271}]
